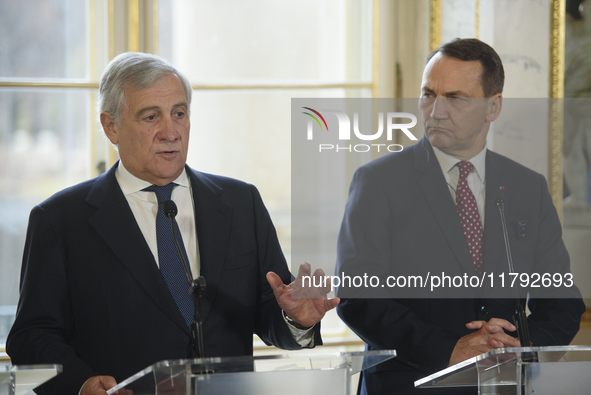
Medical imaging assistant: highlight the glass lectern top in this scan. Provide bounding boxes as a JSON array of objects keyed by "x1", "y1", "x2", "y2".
[
  {"x1": 1, "y1": 364, "x2": 61, "y2": 395},
  {"x1": 107, "y1": 350, "x2": 396, "y2": 395},
  {"x1": 415, "y1": 345, "x2": 591, "y2": 389}
]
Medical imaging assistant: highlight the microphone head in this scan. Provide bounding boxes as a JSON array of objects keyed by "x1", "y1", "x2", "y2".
[
  {"x1": 163, "y1": 200, "x2": 178, "y2": 218},
  {"x1": 494, "y1": 187, "x2": 506, "y2": 206}
]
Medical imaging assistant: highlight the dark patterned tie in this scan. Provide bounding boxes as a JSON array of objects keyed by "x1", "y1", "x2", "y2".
[
  {"x1": 143, "y1": 183, "x2": 194, "y2": 327},
  {"x1": 455, "y1": 161, "x2": 483, "y2": 276}
]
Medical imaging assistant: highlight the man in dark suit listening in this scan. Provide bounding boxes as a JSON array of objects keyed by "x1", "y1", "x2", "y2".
[
  {"x1": 7, "y1": 52, "x2": 339, "y2": 395},
  {"x1": 336, "y1": 38, "x2": 585, "y2": 394}
]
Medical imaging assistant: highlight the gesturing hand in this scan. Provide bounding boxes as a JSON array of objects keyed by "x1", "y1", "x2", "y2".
[{"x1": 266, "y1": 262, "x2": 340, "y2": 328}]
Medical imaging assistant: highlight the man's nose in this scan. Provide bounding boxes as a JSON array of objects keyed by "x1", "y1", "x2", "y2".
[
  {"x1": 431, "y1": 98, "x2": 450, "y2": 120},
  {"x1": 159, "y1": 116, "x2": 178, "y2": 141}
]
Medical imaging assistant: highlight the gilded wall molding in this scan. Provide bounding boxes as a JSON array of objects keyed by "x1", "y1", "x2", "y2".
[
  {"x1": 549, "y1": 0, "x2": 566, "y2": 220},
  {"x1": 128, "y1": 0, "x2": 140, "y2": 52},
  {"x1": 475, "y1": 0, "x2": 480, "y2": 39},
  {"x1": 550, "y1": 0, "x2": 565, "y2": 100},
  {"x1": 108, "y1": 0, "x2": 114, "y2": 60},
  {"x1": 429, "y1": 0, "x2": 441, "y2": 52},
  {"x1": 153, "y1": 0, "x2": 159, "y2": 55},
  {"x1": 372, "y1": 0, "x2": 380, "y2": 98}
]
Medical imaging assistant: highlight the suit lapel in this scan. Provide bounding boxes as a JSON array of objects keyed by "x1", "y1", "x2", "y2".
[
  {"x1": 85, "y1": 164, "x2": 190, "y2": 334},
  {"x1": 414, "y1": 138, "x2": 476, "y2": 275},
  {"x1": 187, "y1": 168, "x2": 233, "y2": 325}
]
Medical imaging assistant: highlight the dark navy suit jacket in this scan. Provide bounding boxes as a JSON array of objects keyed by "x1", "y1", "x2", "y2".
[
  {"x1": 336, "y1": 138, "x2": 585, "y2": 395},
  {"x1": 7, "y1": 163, "x2": 320, "y2": 395}
]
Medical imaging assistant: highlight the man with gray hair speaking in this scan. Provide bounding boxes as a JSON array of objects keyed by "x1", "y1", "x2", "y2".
[{"x1": 7, "y1": 52, "x2": 338, "y2": 395}]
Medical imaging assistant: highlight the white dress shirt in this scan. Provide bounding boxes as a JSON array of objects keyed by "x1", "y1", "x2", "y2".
[
  {"x1": 432, "y1": 145, "x2": 487, "y2": 226},
  {"x1": 115, "y1": 161, "x2": 200, "y2": 276}
]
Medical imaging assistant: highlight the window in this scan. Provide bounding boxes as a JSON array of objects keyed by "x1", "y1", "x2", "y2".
[
  {"x1": 0, "y1": 0, "x2": 110, "y2": 345},
  {"x1": 159, "y1": 0, "x2": 375, "y2": 342}
]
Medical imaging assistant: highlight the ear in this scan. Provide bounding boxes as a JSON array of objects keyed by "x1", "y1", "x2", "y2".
[
  {"x1": 485, "y1": 94, "x2": 502, "y2": 123},
  {"x1": 100, "y1": 112, "x2": 119, "y2": 145}
]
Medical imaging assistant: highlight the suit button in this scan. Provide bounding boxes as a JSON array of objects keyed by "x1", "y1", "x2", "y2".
[{"x1": 480, "y1": 306, "x2": 488, "y2": 315}]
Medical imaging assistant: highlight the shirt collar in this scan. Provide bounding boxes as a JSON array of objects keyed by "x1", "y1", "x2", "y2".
[
  {"x1": 431, "y1": 144, "x2": 487, "y2": 183},
  {"x1": 115, "y1": 161, "x2": 190, "y2": 196}
]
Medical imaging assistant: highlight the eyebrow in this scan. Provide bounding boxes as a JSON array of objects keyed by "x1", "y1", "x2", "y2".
[
  {"x1": 134, "y1": 102, "x2": 188, "y2": 119},
  {"x1": 421, "y1": 86, "x2": 468, "y2": 97},
  {"x1": 135, "y1": 106, "x2": 159, "y2": 119}
]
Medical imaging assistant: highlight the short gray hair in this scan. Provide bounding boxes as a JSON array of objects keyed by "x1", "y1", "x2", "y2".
[{"x1": 98, "y1": 52, "x2": 192, "y2": 125}]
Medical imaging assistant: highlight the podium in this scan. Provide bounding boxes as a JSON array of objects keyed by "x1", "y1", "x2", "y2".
[
  {"x1": 415, "y1": 346, "x2": 591, "y2": 394},
  {"x1": 106, "y1": 350, "x2": 395, "y2": 395},
  {"x1": 0, "y1": 365, "x2": 61, "y2": 395}
]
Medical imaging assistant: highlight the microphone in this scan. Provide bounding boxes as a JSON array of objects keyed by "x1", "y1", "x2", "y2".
[
  {"x1": 494, "y1": 187, "x2": 534, "y2": 358},
  {"x1": 164, "y1": 200, "x2": 178, "y2": 217},
  {"x1": 164, "y1": 200, "x2": 193, "y2": 286},
  {"x1": 164, "y1": 200, "x2": 207, "y2": 360}
]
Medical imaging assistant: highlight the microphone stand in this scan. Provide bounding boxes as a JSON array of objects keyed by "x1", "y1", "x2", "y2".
[
  {"x1": 189, "y1": 277, "x2": 207, "y2": 360},
  {"x1": 495, "y1": 189, "x2": 537, "y2": 364}
]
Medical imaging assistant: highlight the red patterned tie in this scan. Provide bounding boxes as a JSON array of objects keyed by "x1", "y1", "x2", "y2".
[{"x1": 455, "y1": 161, "x2": 483, "y2": 276}]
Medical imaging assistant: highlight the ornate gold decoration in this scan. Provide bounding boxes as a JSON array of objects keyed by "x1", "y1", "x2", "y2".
[
  {"x1": 153, "y1": 0, "x2": 159, "y2": 55},
  {"x1": 549, "y1": 0, "x2": 566, "y2": 220},
  {"x1": 430, "y1": 0, "x2": 441, "y2": 52},
  {"x1": 128, "y1": 0, "x2": 140, "y2": 52},
  {"x1": 550, "y1": 0, "x2": 565, "y2": 100},
  {"x1": 109, "y1": 0, "x2": 114, "y2": 60},
  {"x1": 475, "y1": 0, "x2": 480, "y2": 39}
]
